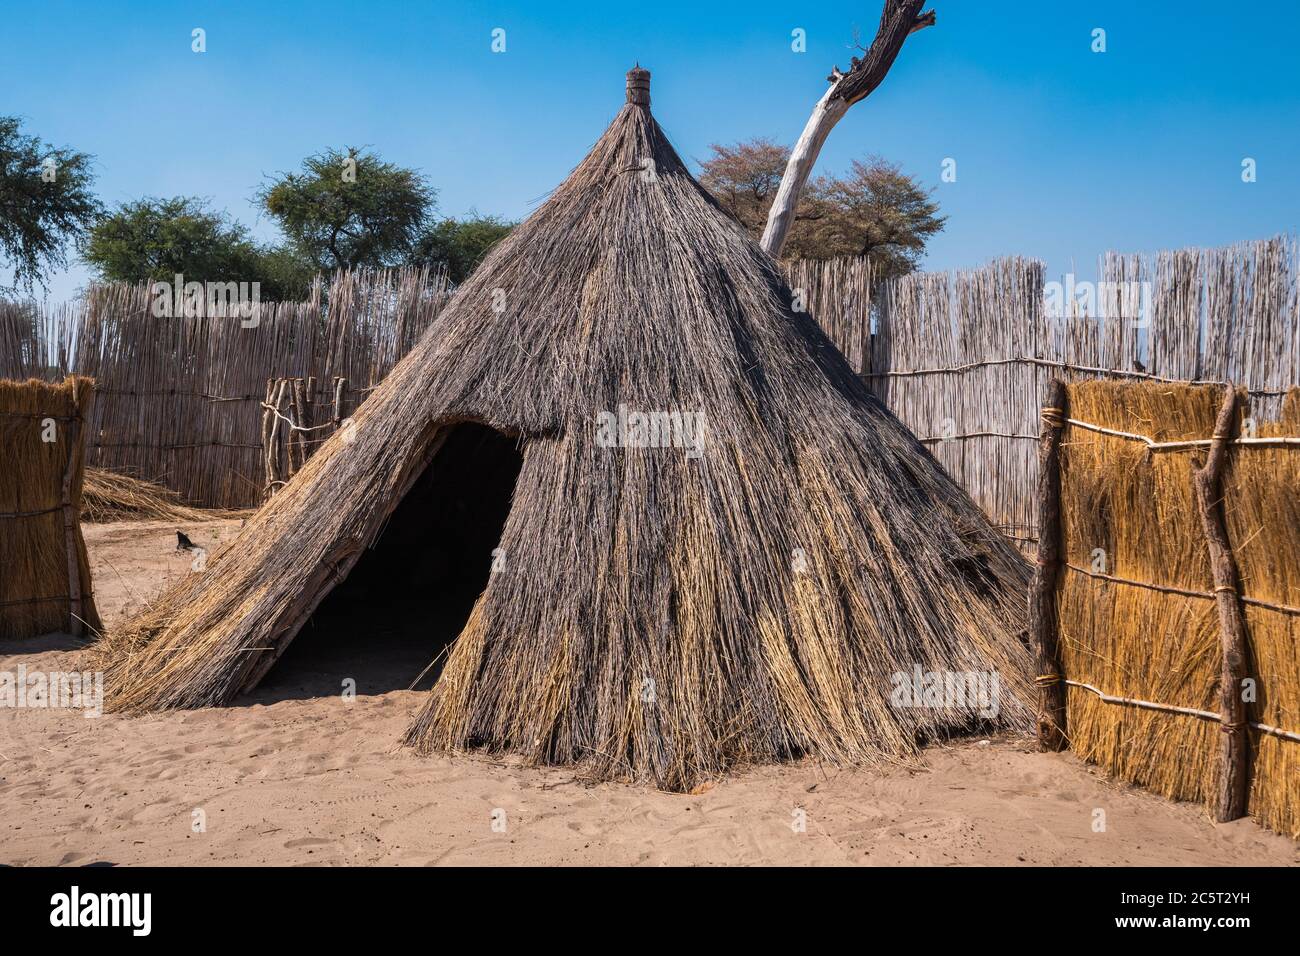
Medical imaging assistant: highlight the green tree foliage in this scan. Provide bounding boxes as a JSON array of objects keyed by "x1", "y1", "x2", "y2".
[
  {"x1": 257, "y1": 148, "x2": 435, "y2": 271},
  {"x1": 0, "y1": 116, "x2": 101, "y2": 295},
  {"x1": 251, "y1": 244, "x2": 318, "y2": 301},
  {"x1": 699, "y1": 139, "x2": 945, "y2": 278},
  {"x1": 83, "y1": 197, "x2": 315, "y2": 301},
  {"x1": 413, "y1": 214, "x2": 515, "y2": 283},
  {"x1": 85, "y1": 197, "x2": 259, "y2": 281}
]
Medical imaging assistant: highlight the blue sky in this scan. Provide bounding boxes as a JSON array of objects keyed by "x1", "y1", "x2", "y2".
[{"x1": 2, "y1": 0, "x2": 1297, "y2": 301}]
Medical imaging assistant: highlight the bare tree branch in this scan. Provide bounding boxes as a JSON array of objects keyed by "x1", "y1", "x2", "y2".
[
  {"x1": 759, "y1": 1, "x2": 934, "y2": 258},
  {"x1": 834, "y1": 1, "x2": 934, "y2": 105}
]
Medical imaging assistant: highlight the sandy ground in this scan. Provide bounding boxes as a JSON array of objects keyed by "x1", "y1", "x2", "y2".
[{"x1": 0, "y1": 519, "x2": 1295, "y2": 866}]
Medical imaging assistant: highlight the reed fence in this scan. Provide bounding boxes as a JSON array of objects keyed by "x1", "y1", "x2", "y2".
[
  {"x1": 1031, "y1": 379, "x2": 1300, "y2": 838},
  {"x1": 788, "y1": 235, "x2": 1300, "y2": 544},
  {"x1": 0, "y1": 267, "x2": 451, "y2": 508},
  {"x1": 0, "y1": 376, "x2": 100, "y2": 640},
  {"x1": 2, "y1": 236, "x2": 1296, "y2": 527}
]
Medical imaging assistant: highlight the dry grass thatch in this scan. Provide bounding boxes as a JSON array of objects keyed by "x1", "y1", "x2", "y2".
[
  {"x1": 1058, "y1": 382, "x2": 1222, "y2": 809},
  {"x1": 81, "y1": 467, "x2": 246, "y2": 524},
  {"x1": 1225, "y1": 391, "x2": 1300, "y2": 837},
  {"x1": 1058, "y1": 380, "x2": 1299, "y2": 836},
  {"x1": 0, "y1": 376, "x2": 100, "y2": 639},
  {"x1": 98, "y1": 69, "x2": 1033, "y2": 791}
]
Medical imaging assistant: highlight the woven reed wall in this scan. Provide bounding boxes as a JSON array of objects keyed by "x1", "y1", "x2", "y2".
[
  {"x1": 1223, "y1": 391, "x2": 1300, "y2": 837},
  {"x1": 0, "y1": 376, "x2": 100, "y2": 639},
  {"x1": 789, "y1": 235, "x2": 1300, "y2": 544},
  {"x1": 1, "y1": 237, "x2": 1295, "y2": 522},
  {"x1": 1055, "y1": 380, "x2": 1299, "y2": 837},
  {"x1": 0, "y1": 267, "x2": 451, "y2": 509}
]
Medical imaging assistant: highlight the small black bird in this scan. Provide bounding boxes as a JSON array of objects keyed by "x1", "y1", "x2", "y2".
[{"x1": 176, "y1": 530, "x2": 196, "y2": 552}]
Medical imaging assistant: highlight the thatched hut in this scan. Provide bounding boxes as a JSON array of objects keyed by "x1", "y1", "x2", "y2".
[{"x1": 101, "y1": 68, "x2": 1032, "y2": 789}]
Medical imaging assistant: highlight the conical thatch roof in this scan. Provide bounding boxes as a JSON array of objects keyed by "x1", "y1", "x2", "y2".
[{"x1": 100, "y1": 68, "x2": 1032, "y2": 790}]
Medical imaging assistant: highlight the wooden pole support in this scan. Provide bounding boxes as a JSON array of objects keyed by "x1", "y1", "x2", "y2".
[
  {"x1": 332, "y1": 377, "x2": 346, "y2": 432},
  {"x1": 260, "y1": 378, "x2": 274, "y2": 497},
  {"x1": 302, "y1": 375, "x2": 316, "y2": 461},
  {"x1": 1031, "y1": 379, "x2": 1068, "y2": 751},
  {"x1": 289, "y1": 378, "x2": 307, "y2": 475},
  {"x1": 1193, "y1": 384, "x2": 1251, "y2": 823},
  {"x1": 60, "y1": 380, "x2": 88, "y2": 638},
  {"x1": 266, "y1": 378, "x2": 288, "y2": 496}
]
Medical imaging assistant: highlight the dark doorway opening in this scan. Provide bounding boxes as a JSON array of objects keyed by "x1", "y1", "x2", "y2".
[{"x1": 253, "y1": 422, "x2": 523, "y2": 702}]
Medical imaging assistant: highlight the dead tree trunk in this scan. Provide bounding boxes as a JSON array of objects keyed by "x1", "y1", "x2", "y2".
[{"x1": 760, "y1": 0, "x2": 935, "y2": 258}]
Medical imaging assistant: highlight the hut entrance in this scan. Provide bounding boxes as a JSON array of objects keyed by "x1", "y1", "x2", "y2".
[{"x1": 256, "y1": 423, "x2": 523, "y2": 701}]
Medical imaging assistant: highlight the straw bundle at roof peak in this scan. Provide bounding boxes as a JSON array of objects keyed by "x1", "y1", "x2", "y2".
[{"x1": 99, "y1": 68, "x2": 1033, "y2": 790}]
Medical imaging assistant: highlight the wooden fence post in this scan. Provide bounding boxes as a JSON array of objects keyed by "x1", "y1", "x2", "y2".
[
  {"x1": 260, "y1": 378, "x2": 274, "y2": 497},
  {"x1": 1193, "y1": 384, "x2": 1251, "y2": 823},
  {"x1": 286, "y1": 378, "x2": 301, "y2": 475},
  {"x1": 1031, "y1": 379, "x2": 1068, "y2": 750},
  {"x1": 331, "y1": 377, "x2": 346, "y2": 432},
  {"x1": 60, "y1": 380, "x2": 88, "y2": 638},
  {"x1": 265, "y1": 378, "x2": 288, "y2": 498},
  {"x1": 305, "y1": 375, "x2": 316, "y2": 434}
]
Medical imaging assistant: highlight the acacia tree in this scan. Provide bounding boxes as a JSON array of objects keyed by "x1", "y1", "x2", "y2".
[
  {"x1": 697, "y1": 138, "x2": 789, "y2": 235},
  {"x1": 83, "y1": 196, "x2": 315, "y2": 301},
  {"x1": 0, "y1": 116, "x2": 100, "y2": 295},
  {"x1": 700, "y1": 141, "x2": 943, "y2": 277},
  {"x1": 761, "y1": 0, "x2": 934, "y2": 258},
  {"x1": 257, "y1": 148, "x2": 435, "y2": 271},
  {"x1": 85, "y1": 197, "x2": 259, "y2": 281},
  {"x1": 793, "y1": 158, "x2": 944, "y2": 275}
]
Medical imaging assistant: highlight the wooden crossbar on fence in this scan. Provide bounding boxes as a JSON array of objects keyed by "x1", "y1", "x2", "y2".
[
  {"x1": 1065, "y1": 417, "x2": 1300, "y2": 451},
  {"x1": 1062, "y1": 563, "x2": 1300, "y2": 616},
  {"x1": 1058, "y1": 679, "x2": 1300, "y2": 744},
  {"x1": 865, "y1": 355, "x2": 1293, "y2": 394}
]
